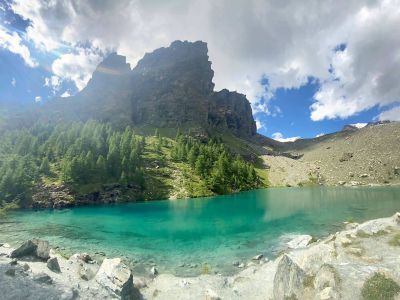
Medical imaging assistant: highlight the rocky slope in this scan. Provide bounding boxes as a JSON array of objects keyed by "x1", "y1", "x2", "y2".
[
  {"x1": 262, "y1": 121, "x2": 400, "y2": 187},
  {"x1": 3, "y1": 213, "x2": 400, "y2": 299}
]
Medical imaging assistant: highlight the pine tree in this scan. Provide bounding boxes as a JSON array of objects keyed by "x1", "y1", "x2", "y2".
[{"x1": 40, "y1": 157, "x2": 51, "y2": 175}]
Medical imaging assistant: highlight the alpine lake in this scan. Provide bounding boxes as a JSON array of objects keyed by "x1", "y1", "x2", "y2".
[{"x1": 1, "y1": 186, "x2": 400, "y2": 276}]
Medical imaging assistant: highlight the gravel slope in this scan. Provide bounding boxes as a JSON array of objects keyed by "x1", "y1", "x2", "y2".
[{"x1": 263, "y1": 122, "x2": 400, "y2": 187}]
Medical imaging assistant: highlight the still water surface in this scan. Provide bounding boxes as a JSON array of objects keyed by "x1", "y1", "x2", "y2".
[{"x1": 1, "y1": 186, "x2": 400, "y2": 276}]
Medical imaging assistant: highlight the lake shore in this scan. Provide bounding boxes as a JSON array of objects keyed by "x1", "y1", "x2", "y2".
[{"x1": 2, "y1": 212, "x2": 400, "y2": 299}]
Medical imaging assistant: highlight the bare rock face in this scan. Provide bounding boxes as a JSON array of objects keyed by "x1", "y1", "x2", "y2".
[
  {"x1": 209, "y1": 89, "x2": 256, "y2": 137},
  {"x1": 95, "y1": 258, "x2": 141, "y2": 300},
  {"x1": 43, "y1": 40, "x2": 257, "y2": 138},
  {"x1": 273, "y1": 254, "x2": 306, "y2": 300}
]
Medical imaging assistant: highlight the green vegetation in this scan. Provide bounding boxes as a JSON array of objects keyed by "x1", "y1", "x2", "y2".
[
  {"x1": 361, "y1": 272, "x2": 400, "y2": 300},
  {"x1": 0, "y1": 120, "x2": 264, "y2": 209},
  {"x1": 171, "y1": 133, "x2": 262, "y2": 194},
  {"x1": 388, "y1": 233, "x2": 400, "y2": 247},
  {"x1": 303, "y1": 274, "x2": 315, "y2": 288}
]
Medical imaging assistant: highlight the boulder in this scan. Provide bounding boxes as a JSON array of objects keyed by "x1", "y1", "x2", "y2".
[
  {"x1": 394, "y1": 166, "x2": 399, "y2": 175},
  {"x1": 35, "y1": 239, "x2": 50, "y2": 260},
  {"x1": 79, "y1": 265, "x2": 95, "y2": 281},
  {"x1": 10, "y1": 240, "x2": 37, "y2": 258},
  {"x1": 78, "y1": 253, "x2": 92, "y2": 263},
  {"x1": 95, "y1": 258, "x2": 141, "y2": 300},
  {"x1": 47, "y1": 257, "x2": 61, "y2": 273},
  {"x1": 273, "y1": 254, "x2": 306, "y2": 300},
  {"x1": 287, "y1": 235, "x2": 313, "y2": 249},
  {"x1": 252, "y1": 254, "x2": 264, "y2": 261},
  {"x1": 5, "y1": 268, "x2": 16, "y2": 276},
  {"x1": 318, "y1": 286, "x2": 339, "y2": 300},
  {"x1": 150, "y1": 266, "x2": 158, "y2": 276},
  {"x1": 33, "y1": 273, "x2": 53, "y2": 284},
  {"x1": 205, "y1": 288, "x2": 221, "y2": 300},
  {"x1": 10, "y1": 239, "x2": 50, "y2": 260},
  {"x1": 315, "y1": 264, "x2": 340, "y2": 291}
]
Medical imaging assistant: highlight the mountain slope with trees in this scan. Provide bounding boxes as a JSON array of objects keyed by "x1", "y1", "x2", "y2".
[{"x1": 0, "y1": 120, "x2": 264, "y2": 209}]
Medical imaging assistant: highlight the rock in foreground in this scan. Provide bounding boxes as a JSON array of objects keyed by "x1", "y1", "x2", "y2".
[
  {"x1": 10, "y1": 239, "x2": 50, "y2": 260},
  {"x1": 95, "y1": 258, "x2": 141, "y2": 300}
]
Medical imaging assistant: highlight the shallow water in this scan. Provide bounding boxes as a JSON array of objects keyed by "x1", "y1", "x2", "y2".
[{"x1": 1, "y1": 186, "x2": 400, "y2": 276}]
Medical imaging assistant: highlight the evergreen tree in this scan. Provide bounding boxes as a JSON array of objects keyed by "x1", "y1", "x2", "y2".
[{"x1": 40, "y1": 157, "x2": 51, "y2": 175}]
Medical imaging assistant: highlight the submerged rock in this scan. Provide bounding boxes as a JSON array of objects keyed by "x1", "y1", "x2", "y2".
[
  {"x1": 95, "y1": 258, "x2": 141, "y2": 300},
  {"x1": 273, "y1": 254, "x2": 306, "y2": 300},
  {"x1": 287, "y1": 235, "x2": 313, "y2": 249}
]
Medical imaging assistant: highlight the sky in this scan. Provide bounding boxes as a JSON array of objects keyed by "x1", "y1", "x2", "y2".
[{"x1": 0, "y1": 0, "x2": 399, "y2": 141}]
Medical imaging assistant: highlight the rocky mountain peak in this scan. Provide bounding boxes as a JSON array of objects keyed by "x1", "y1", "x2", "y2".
[{"x1": 45, "y1": 40, "x2": 257, "y2": 138}]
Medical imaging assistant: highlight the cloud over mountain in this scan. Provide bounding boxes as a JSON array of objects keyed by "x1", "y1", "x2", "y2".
[{"x1": 9, "y1": 0, "x2": 400, "y2": 121}]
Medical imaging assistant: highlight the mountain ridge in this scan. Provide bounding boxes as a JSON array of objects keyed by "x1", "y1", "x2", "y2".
[{"x1": 43, "y1": 40, "x2": 256, "y2": 138}]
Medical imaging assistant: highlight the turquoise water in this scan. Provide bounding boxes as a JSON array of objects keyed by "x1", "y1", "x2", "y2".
[{"x1": 1, "y1": 186, "x2": 400, "y2": 276}]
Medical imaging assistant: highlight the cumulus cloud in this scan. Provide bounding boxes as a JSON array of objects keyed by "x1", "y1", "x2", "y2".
[
  {"x1": 34, "y1": 96, "x2": 41, "y2": 102},
  {"x1": 316, "y1": 133, "x2": 325, "y2": 138},
  {"x1": 51, "y1": 48, "x2": 103, "y2": 90},
  {"x1": 44, "y1": 75, "x2": 61, "y2": 94},
  {"x1": 255, "y1": 118, "x2": 266, "y2": 131},
  {"x1": 350, "y1": 123, "x2": 368, "y2": 129},
  {"x1": 311, "y1": 1, "x2": 400, "y2": 121},
  {"x1": 377, "y1": 106, "x2": 400, "y2": 121},
  {"x1": 272, "y1": 132, "x2": 301, "y2": 143},
  {"x1": 9, "y1": 0, "x2": 400, "y2": 120},
  {"x1": 0, "y1": 25, "x2": 37, "y2": 67},
  {"x1": 60, "y1": 90, "x2": 71, "y2": 98}
]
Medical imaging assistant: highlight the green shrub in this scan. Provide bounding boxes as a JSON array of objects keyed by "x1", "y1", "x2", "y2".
[
  {"x1": 388, "y1": 233, "x2": 400, "y2": 247},
  {"x1": 361, "y1": 272, "x2": 400, "y2": 300}
]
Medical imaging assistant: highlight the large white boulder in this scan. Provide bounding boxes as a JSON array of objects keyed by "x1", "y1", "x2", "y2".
[
  {"x1": 273, "y1": 254, "x2": 306, "y2": 300},
  {"x1": 95, "y1": 258, "x2": 141, "y2": 300}
]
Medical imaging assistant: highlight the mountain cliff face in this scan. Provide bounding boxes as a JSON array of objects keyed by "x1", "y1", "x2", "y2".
[{"x1": 48, "y1": 40, "x2": 257, "y2": 137}]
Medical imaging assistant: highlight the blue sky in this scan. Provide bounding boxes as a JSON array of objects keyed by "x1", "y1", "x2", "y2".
[
  {"x1": 1, "y1": 0, "x2": 399, "y2": 141},
  {"x1": 255, "y1": 80, "x2": 382, "y2": 139}
]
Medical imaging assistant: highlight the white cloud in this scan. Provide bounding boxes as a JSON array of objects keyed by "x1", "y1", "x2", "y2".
[
  {"x1": 377, "y1": 106, "x2": 400, "y2": 121},
  {"x1": 60, "y1": 90, "x2": 71, "y2": 98},
  {"x1": 11, "y1": 78, "x2": 16, "y2": 87},
  {"x1": 255, "y1": 118, "x2": 266, "y2": 130},
  {"x1": 311, "y1": 1, "x2": 400, "y2": 120},
  {"x1": 350, "y1": 123, "x2": 368, "y2": 129},
  {"x1": 34, "y1": 96, "x2": 41, "y2": 102},
  {"x1": 0, "y1": 25, "x2": 37, "y2": 67},
  {"x1": 316, "y1": 133, "x2": 325, "y2": 138},
  {"x1": 51, "y1": 48, "x2": 102, "y2": 90},
  {"x1": 10, "y1": 0, "x2": 400, "y2": 120},
  {"x1": 44, "y1": 75, "x2": 62, "y2": 93},
  {"x1": 272, "y1": 132, "x2": 301, "y2": 143}
]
